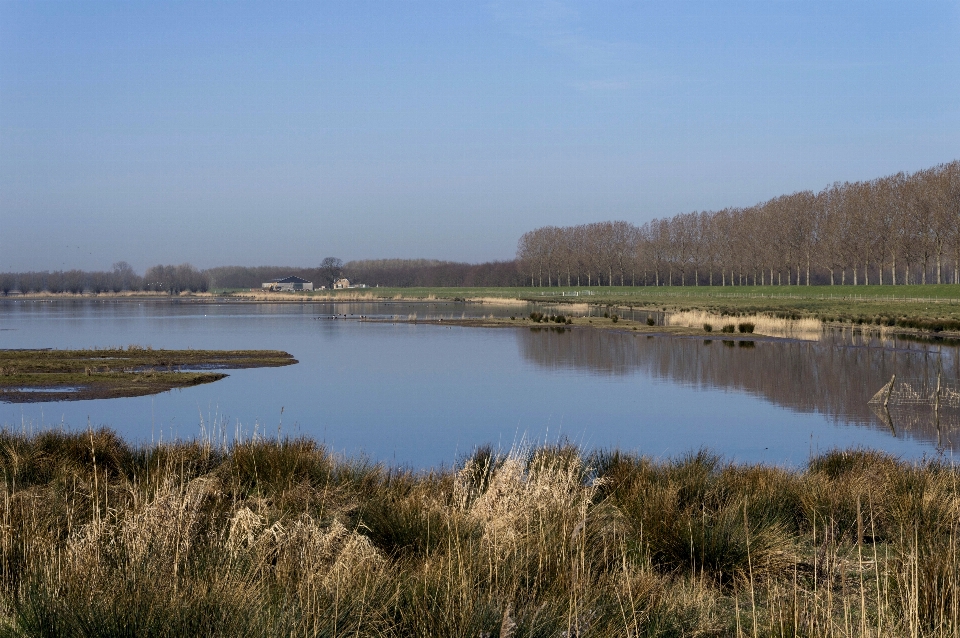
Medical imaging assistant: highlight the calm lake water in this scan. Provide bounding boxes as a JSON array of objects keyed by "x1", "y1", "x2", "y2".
[{"x1": 1, "y1": 299, "x2": 958, "y2": 468}]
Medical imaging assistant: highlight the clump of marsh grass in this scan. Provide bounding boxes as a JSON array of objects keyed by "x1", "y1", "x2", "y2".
[
  {"x1": 669, "y1": 310, "x2": 822, "y2": 340},
  {"x1": 4, "y1": 429, "x2": 960, "y2": 636}
]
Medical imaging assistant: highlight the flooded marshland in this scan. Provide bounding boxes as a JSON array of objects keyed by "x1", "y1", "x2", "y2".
[{"x1": 0, "y1": 299, "x2": 956, "y2": 467}]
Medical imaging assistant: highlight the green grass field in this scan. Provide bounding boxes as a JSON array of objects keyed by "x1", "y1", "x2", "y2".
[{"x1": 304, "y1": 283, "x2": 960, "y2": 301}]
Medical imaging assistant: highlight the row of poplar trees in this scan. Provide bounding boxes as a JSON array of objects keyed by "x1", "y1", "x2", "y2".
[
  {"x1": 517, "y1": 161, "x2": 960, "y2": 287},
  {"x1": 0, "y1": 263, "x2": 208, "y2": 295}
]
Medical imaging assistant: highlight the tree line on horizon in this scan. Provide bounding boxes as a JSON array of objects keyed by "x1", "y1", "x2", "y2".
[
  {"x1": 0, "y1": 258, "x2": 526, "y2": 294},
  {"x1": 198, "y1": 259, "x2": 525, "y2": 289},
  {"x1": 2, "y1": 160, "x2": 957, "y2": 294},
  {"x1": 518, "y1": 160, "x2": 960, "y2": 287},
  {"x1": 0, "y1": 262, "x2": 210, "y2": 296}
]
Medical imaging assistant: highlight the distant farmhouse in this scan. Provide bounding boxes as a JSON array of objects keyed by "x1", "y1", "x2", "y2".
[
  {"x1": 262, "y1": 276, "x2": 313, "y2": 292},
  {"x1": 333, "y1": 278, "x2": 368, "y2": 290}
]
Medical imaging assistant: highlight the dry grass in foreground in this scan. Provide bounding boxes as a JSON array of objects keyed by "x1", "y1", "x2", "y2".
[{"x1": 2, "y1": 430, "x2": 960, "y2": 637}]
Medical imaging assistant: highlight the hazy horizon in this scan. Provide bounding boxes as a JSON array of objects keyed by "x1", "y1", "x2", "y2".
[{"x1": 3, "y1": 1, "x2": 959, "y2": 272}]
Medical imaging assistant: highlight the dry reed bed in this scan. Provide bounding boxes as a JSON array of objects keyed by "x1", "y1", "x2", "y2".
[
  {"x1": 668, "y1": 310, "x2": 824, "y2": 340},
  {"x1": 1, "y1": 429, "x2": 959, "y2": 637}
]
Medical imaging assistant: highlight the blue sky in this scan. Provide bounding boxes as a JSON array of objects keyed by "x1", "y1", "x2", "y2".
[{"x1": 2, "y1": 1, "x2": 959, "y2": 272}]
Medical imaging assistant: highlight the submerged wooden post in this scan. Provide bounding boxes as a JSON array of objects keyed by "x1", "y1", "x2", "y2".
[
  {"x1": 883, "y1": 407, "x2": 897, "y2": 437},
  {"x1": 883, "y1": 374, "x2": 896, "y2": 408},
  {"x1": 934, "y1": 372, "x2": 942, "y2": 414}
]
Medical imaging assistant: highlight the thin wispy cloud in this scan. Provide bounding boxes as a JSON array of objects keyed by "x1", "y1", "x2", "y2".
[
  {"x1": 571, "y1": 78, "x2": 632, "y2": 92},
  {"x1": 489, "y1": 0, "x2": 641, "y2": 86},
  {"x1": 489, "y1": 0, "x2": 581, "y2": 46}
]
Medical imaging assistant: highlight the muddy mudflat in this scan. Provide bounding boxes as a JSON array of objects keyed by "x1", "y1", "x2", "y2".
[{"x1": 0, "y1": 348, "x2": 296, "y2": 402}]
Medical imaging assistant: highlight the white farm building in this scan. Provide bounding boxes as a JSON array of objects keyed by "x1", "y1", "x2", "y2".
[
  {"x1": 333, "y1": 278, "x2": 368, "y2": 289},
  {"x1": 262, "y1": 276, "x2": 314, "y2": 292}
]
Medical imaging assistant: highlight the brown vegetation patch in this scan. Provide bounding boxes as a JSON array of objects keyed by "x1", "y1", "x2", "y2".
[
  {"x1": 0, "y1": 347, "x2": 296, "y2": 402},
  {"x1": 2, "y1": 431, "x2": 960, "y2": 635}
]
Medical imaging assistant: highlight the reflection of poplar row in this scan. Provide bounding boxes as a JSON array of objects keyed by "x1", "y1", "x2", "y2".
[{"x1": 517, "y1": 329, "x2": 960, "y2": 447}]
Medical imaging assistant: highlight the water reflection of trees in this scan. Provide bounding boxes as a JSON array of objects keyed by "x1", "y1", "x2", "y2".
[{"x1": 517, "y1": 329, "x2": 960, "y2": 449}]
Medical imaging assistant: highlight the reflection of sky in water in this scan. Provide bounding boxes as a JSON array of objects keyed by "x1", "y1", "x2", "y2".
[{"x1": 0, "y1": 300, "x2": 955, "y2": 468}]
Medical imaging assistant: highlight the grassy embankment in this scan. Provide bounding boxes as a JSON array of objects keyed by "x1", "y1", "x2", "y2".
[
  {"x1": 9, "y1": 285, "x2": 959, "y2": 334},
  {"x1": 2, "y1": 429, "x2": 960, "y2": 636},
  {"x1": 0, "y1": 348, "x2": 296, "y2": 403},
  {"x1": 294, "y1": 284, "x2": 960, "y2": 335}
]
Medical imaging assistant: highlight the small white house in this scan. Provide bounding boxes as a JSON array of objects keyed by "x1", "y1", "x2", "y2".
[
  {"x1": 332, "y1": 278, "x2": 368, "y2": 289},
  {"x1": 262, "y1": 276, "x2": 313, "y2": 292}
]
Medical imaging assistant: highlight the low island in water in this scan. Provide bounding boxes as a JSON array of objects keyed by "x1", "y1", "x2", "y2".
[{"x1": 0, "y1": 347, "x2": 297, "y2": 403}]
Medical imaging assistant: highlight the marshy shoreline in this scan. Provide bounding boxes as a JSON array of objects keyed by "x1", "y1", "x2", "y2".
[
  {"x1": 5, "y1": 289, "x2": 960, "y2": 341},
  {"x1": 362, "y1": 313, "x2": 795, "y2": 343},
  {"x1": 2, "y1": 428, "x2": 960, "y2": 636}
]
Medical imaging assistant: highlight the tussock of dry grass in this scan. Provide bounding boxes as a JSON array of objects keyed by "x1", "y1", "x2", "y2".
[
  {"x1": 2, "y1": 431, "x2": 960, "y2": 636},
  {"x1": 464, "y1": 297, "x2": 528, "y2": 306},
  {"x1": 669, "y1": 309, "x2": 823, "y2": 340}
]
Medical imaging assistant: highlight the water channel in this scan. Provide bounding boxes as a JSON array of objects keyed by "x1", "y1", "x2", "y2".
[{"x1": 1, "y1": 299, "x2": 957, "y2": 468}]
